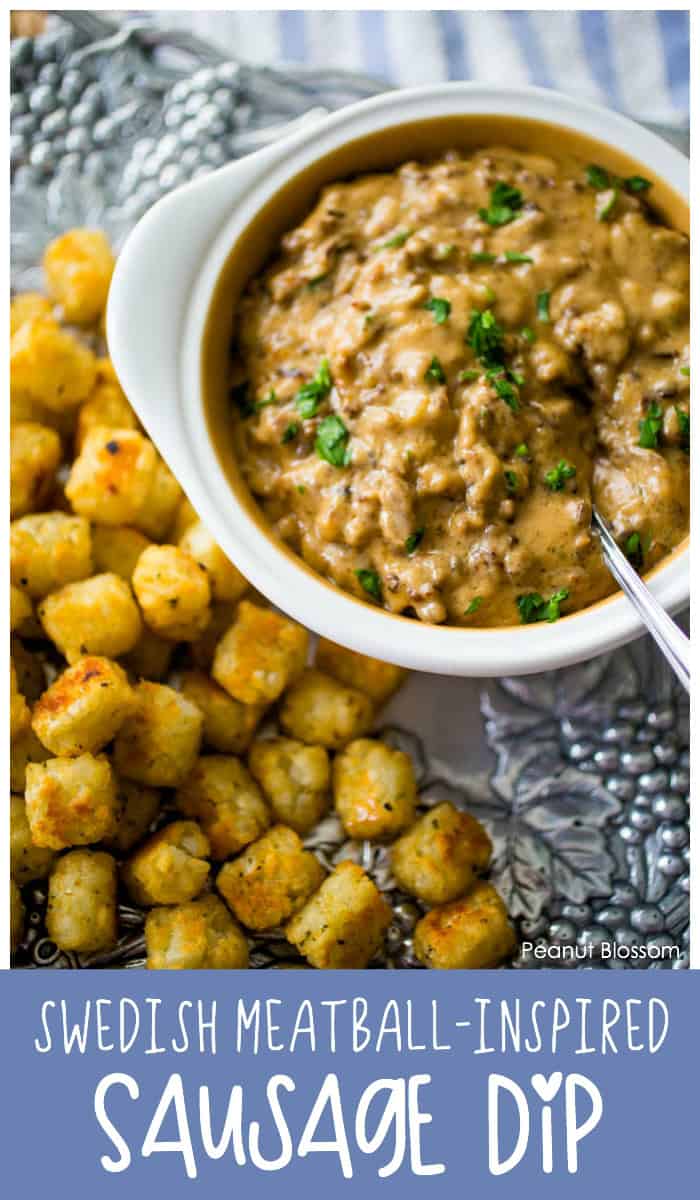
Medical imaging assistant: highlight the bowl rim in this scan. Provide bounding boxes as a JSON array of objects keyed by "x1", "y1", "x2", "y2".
[{"x1": 182, "y1": 81, "x2": 689, "y2": 677}]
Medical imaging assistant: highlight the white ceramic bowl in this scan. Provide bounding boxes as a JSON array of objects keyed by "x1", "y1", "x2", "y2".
[{"x1": 107, "y1": 83, "x2": 689, "y2": 677}]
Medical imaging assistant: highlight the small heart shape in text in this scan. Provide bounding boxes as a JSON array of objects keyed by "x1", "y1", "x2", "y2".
[{"x1": 530, "y1": 1072, "x2": 563, "y2": 1103}]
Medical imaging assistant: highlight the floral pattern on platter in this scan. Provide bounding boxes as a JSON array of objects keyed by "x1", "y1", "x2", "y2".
[
  {"x1": 11, "y1": 13, "x2": 383, "y2": 294},
  {"x1": 11, "y1": 15, "x2": 689, "y2": 971},
  {"x1": 485, "y1": 640, "x2": 689, "y2": 969}
]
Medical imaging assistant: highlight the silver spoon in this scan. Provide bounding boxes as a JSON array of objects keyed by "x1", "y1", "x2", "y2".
[{"x1": 593, "y1": 510, "x2": 690, "y2": 692}]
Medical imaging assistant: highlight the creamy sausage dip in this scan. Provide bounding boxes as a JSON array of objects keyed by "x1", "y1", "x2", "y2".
[{"x1": 229, "y1": 146, "x2": 689, "y2": 627}]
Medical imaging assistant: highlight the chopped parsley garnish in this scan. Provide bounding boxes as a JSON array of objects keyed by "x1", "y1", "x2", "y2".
[
  {"x1": 405, "y1": 528, "x2": 425, "y2": 555},
  {"x1": 586, "y1": 164, "x2": 611, "y2": 190},
  {"x1": 680, "y1": 365, "x2": 690, "y2": 377},
  {"x1": 307, "y1": 273, "x2": 329, "y2": 290},
  {"x1": 424, "y1": 297, "x2": 451, "y2": 325},
  {"x1": 504, "y1": 469, "x2": 519, "y2": 494},
  {"x1": 355, "y1": 569, "x2": 382, "y2": 601},
  {"x1": 466, "y1": 307, "x2": 505, "y2": 366},
  {"x1": 425, "y1": 356, "x2": 446, "y2": 384},
  {"x1": 464, "y1": 596, "x2": 483, "y2": 616},
  {"x1": 465, "y1": 306, "x2": 527, "y2": 410},
  {"x1": 514, "y1": 442, "x2": 529, "y2": 458},
  {"x1": 489, "y1": 371, "x2": 521, "y2": 412},
  {"x1": 256, "y1": 390, "x2": 278, "y2": 410},
  {"x1": 586, "y1": 164, "x2": 652, "y2": 195},
  {"x1": 470, "y1": 251, "x2": 497, "y2": 264},
  {"x1": 458, "y1": 368, "x2": 480, "y2": 383},
  {"x1": 296, "y1": 484, "x2": 306, "y2": 494},
  {"x1": 487, "y1": 360, "x2": 525, "y2": 403},
  {"x1": 281, "y1": 422, "x2": 299, "y2": 444},
  {"x1": 624, "y1": 175, "x2": 652, "y2": 193},
  {"x1": 676, "y1": 407, "x2": 690, "y2": 453},
  {"x1": 315, "y1": 414, "x2": 350, "y2": 466},
  {"x1": 520, "y1": 326, "x2": 536, "y2": 344},
  {"x1": 381, "y1": 229, "x2": 413, "y2": 249},
  {"x1": 595, "y1": 187, "x2": 619, "y2": 222},
  {"x1": 504, "y1": 251, "x2": 533, "y2": 264},
  {"x1": 230, "y1": 381, "x2": 254, "y2": 418},
  {"x1": 517, "y1": 593, "x2": 544, "y2": 623},
  {"x1": 639, "y1": 401, "x2": 663, "y2": 449},
  {"x1": 624, "y1": 532, "x2": 644, "y2": 568},
  {"x1": 294, "y1": 357, "x2": 332, "y2": 419},
  {"x1": 536, "y1": 291, "x2": 551, "y2": 322},
  {"x1": 435, "y1": 242, "x2": 455, "y2": 260},
  {"x1": 517, "y1": 588, "x2": 569, "y2": 624},
  {"x1": 544, "y1": 459, "x2": 576, "y2": 491},
  {"x1": 479, "y1": 181, "x2": 524, "y2": 227}
]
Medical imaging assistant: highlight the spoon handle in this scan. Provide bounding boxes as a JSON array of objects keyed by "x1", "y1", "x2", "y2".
[{"x1": 594, "y1": 512, "x2": 690, "y2": 693}]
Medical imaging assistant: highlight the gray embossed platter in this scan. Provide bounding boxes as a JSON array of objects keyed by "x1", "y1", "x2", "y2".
[{"x1": 11, "y1": 15, "x2": 689, "y2": 970}]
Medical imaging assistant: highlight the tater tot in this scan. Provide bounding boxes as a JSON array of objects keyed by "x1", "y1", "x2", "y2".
[
  {"x1": 217, "y1": 825, "x2": 325, "y2": 931},
  {"x1": 11, "y1": 316, "x2": 97, "y2": 411},
  {"x1": 122, "y1": 820, "x2": 210, "y2": 906},
  {"x1": 178, "y1": 521, "x2": 248, "y2": 603},
  {"x1": 174, "y1": 755, "x2": 270, "y2": 860},
  {"x1": 91, "y1": 524, "x2": 151, "y2": 581},
  {"x1": 248, "y1": 737, "x2": 330, "y2": 834},
  {"x1": 10, "y1": 584, "x2": 33, "y2": 633},
  {"x1": 113, "y1": 681, "x2": 203, "y2": 786},
  {"x1": 316, "y1": 638, "x2": 407, "y2": 705},
  {"x1": 186, "y1": 601, "x2": 237, "y2": 671},
  {"x1": 120, "y1": 629, "x2": 173, "y2": 681},
  {"x1": 65, "y1": 427, "x2": 157, "y2": 525},
  {"x1": 10, "y1": 727, "x2": 50, "y2": 793},
  {"x1": 11, "y1": 660, "x2": 31, "y2": 742},
  {"x1": 286, "y1": 861, "x2": 392, "y2": 969},
  {"x1": 102, "y1": 780, "x2": 160, "y2": 854},
  {"x1": 25, "y1": 753, "x2": 118, "y2": 849},
  {"x1": 38, "y1": 572, "x2": 142, "y2": 663},
  {"x1": 279, "y1": 669, "x2": 373, "y2": 750},
  {"x1": 10, "y1": 291, "x2": 52, "y2": 335},
  {"x1": 179, "y1": 669, "x2": 264, "y2": 755},
  {"x1": 94, "y1": 356, "x2": 119, "y2": 385},
  {"x1": 75, "y1": 380, "x2": 139, "y2": 451},
  {"x1": 10, "y1": 421, "x2": 62, "y2": 518},
  {"x1": 46, "y1": 849, "x2": 118, "y2": 953},
  {"x1": 10, "y1": 511, "x2": 92, "y2": 597},
  {"x1": 212, "y1": 600, "x2": 308, "y2": 705},
  {"x1": 133, "y1": 459, "x2": 183, "y2": 540},
  {"x1": 169, "y1": 495, "x2": 199, "y2": 543},
  {"x1": 145, "y1": 895, "x2": 249, "y2": 970},
  {"x1": 413, "y1": 882, "x2": 517, "y2": 969},
  {"x1": 333, "y1": 738, "x2": 416, "y2": 841},
  {"x1": 11, "y1": 388, "x2": 77, "y2": 436},
  {"x1": 132, "y1": 544, "x2": 211, "y2": 642},
  {"x1": 31, "y1": 655, "x2": 135, "y2": 756},
  {"x1": 10, "y1": 794, "x2": 56, "y2": 885},
  {"x1": 391, "y1": 802, "x2": 492, "y2": 904},
  {"x1": 43, "y1": 229, "x2": 114, "y2": 325}
]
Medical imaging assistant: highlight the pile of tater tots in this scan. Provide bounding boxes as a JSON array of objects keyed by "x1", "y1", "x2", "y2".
[{"x1": 10, "y1": 229, "x2": 517, "y2": 970}]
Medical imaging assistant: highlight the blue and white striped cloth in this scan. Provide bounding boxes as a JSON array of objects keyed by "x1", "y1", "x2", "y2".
[{"x1": 148, "y1": 9, "x2": 689, "y2": 127}]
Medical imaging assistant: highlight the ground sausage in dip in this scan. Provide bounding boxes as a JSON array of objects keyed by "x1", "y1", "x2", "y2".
[{"x1": 230, "y1": 147, "x2": 690, "y2": 627}]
